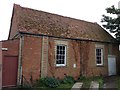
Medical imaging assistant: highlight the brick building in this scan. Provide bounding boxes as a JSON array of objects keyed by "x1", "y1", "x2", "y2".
[{"x1": 0, "y1": 4, "x2": 119, "y2": 87}]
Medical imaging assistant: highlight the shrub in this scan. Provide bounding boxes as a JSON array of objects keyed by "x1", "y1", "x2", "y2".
[
  {"x1": 62, "y1": 76, "x2": 74, "y2": 84},
  {"x1": 44, "y1": 77, "x2": 60, "y2": 88},
  {"x1": 78, "y1": 76, "x2": 86, "y2": 81},
  {"x1": 35, "y1": 78, "x2": 46, "y2": 87}
]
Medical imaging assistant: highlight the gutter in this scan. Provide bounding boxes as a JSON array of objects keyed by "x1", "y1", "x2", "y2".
[
  {"x1": 18, "y1": 31, "x2": 118, "y2": 44},
  {"x1": 80, "y1": 41, "x2": 83, "y2": 76}
]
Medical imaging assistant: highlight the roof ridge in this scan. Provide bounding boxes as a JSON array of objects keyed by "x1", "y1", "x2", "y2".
[{"x1": 15, "y1": 4, "x2": 97, "y2": 26}]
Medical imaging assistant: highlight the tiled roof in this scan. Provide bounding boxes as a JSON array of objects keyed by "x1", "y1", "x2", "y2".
[{"x1": 9, "y1": 4, "x2": 116, "y2": 43}]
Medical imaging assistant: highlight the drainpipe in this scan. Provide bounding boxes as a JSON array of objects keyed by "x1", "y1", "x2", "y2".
[
  {"x1": 17, "y1": 35, "x2": 24, "y2": 86},
  {"x1": 0, "y1": 42, "x2": 2, "y2": 90},
  {"x1": 80, "y1": 41, "x2": 83, "y2": 76}
]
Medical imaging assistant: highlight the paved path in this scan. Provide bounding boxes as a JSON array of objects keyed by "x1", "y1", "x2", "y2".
[
  {"x1": 71, "y1": 82, "x2": 83, "y2": 90},
  {"x1": 103, "y1": 76, "x2": 118, "y2": 89},
  {"x1": 89, "y1": 81, "x2": 99, "y2": 90}
]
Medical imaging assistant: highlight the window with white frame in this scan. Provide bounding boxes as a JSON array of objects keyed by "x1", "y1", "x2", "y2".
[
  {"x1": 96, "y1": 48, "x2": 103, "y2": 66},
  {"x1": 56, "y1": 45, "x2": 66, "y2": 66}
]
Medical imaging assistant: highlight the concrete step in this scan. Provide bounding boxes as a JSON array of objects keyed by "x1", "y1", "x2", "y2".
[
  {"x1": 71, "y1": 82, "x2": 83, "y2": 90},
  {"x1": 89, "y1": 81, "x2": 99, "y2": 90}
]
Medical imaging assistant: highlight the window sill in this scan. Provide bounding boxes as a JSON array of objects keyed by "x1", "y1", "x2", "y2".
[
  {"x1": 55, "y1": 65, "x2": 67, "y2": 68},
  {"x1": 96, "y1": 65, "x2": 104, "y2": 67}
]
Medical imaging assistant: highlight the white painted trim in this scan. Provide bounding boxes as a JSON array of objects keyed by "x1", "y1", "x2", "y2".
[
  {"x1": 1, "y1": 48, "x2": 8, "y2": 51},
  {"x1": 95, "y1": 44, "x2": 104, "y2": 66},
  {"x1": 55, "y1": 40, "x2": 67, "y2": 67},
  {"x1": 56, "y1": 45, "x2": 67, "y2": 67}
]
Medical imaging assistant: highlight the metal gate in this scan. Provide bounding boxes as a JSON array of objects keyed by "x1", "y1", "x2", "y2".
[{"x1": 2, "y1": 56, "x2": 18, "y2": 87}]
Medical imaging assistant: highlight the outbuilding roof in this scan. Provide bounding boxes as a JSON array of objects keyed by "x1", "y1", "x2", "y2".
[{"x1": 9, "y1": 4, "x2": 117, "y2": 43}]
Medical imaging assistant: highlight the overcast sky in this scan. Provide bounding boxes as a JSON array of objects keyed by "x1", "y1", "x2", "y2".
[{"x1": 0, "y1": 0, "x2": 119, "y2": 40}]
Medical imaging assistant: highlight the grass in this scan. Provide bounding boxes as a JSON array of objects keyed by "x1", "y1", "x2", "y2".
[
  {"x1": 117, "y1": 76, "x2": 120, "y2": 89},
  {"x1": 20, "y1": 76, "x2": 104, "y2": 89},
  {"x1": 32, "y1": 78, "x2": 74, "y2": 90},
  {"x1": 57, "y1": 83, "x2": 74, "y2": 88},
  {"x1": 30, "y1": 83, "x2": 73, "y2": 90},
  {"x1": 78, "y1": 76, "x2": 104, "y2": 88}
]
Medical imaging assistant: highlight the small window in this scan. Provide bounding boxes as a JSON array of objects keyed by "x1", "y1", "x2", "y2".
[
  {"x1": 96, "y1": 48, "x2": 103, "y2": 66},
  {"x1": 56, "y1": 45, "x2": 66, "y2": 66}
]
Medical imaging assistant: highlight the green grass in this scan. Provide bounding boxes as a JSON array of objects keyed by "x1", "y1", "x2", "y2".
[
  {"x1": 78, "y1": 76, "x2": 104, "y2": 88},
  {"x1": 117, "y1": 76, "x2": 120, "y2": 90},
  {"x1": 57, "y1": 83, "x2": 73, "y2": 88},
  {"x1": 29, "y1": 83, "x2": 73, "y2": 90},
  {"x1": 33, "y1": 82, "x2": 74, "y2": 90}
]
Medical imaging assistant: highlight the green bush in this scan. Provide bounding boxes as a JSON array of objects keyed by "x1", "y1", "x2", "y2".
[
  {"x1": 62, "y1": 76, "x2": 75, "y2": 84},
  {"x1": 35, "y1": 78, "x2": 46, "y2": 87},
  {"x1": 78, "y1": 76, "x2": 86, "y2": 81},
  {"x1": 44, "y1": 77, "x2": 60, "y2": 88}
]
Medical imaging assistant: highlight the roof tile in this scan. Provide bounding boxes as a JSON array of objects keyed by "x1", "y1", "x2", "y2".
[{"x1": 10, "y1": 4, "x2": 117, "y2": 42}]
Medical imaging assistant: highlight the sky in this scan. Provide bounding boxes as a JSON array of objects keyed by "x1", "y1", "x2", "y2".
[{"x1": 0, "y1": 0, "x2": 120, "y2": 41}]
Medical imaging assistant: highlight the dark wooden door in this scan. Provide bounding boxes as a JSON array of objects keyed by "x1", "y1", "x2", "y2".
[{"x1": 2, "y1": 56, "x2": 18, "y2": 87}]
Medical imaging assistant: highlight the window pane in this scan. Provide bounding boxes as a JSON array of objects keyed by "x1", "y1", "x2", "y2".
[
  {"x1": 60, "y1": 50, "x2": 62, "y2": 54},
  {"x1": 61, "y1": 60, "x2": 64, "y2": 64},
  {"x1": 60, "y1": 46, "x2": 62, "y2": 50},
  {"x1": 57, "y1": 50, "x2": 59, "y2": 54},
  {"x1": 96, "y1": 48, "x2": 103, "y2": 65},
  {"x1": 57, "y1": 46, "x2": 59, "y2": 50},
  {"x1": 56, "y1": 45, "x2": 66, "y2": 65},
  {"x1": 56, "y1": 55, "x2": 59, "y2": 59},
  {"x1": 63, "y1": 46, "x2": 65, "y2": 50},
  {"x1": 57, "y1": 60, "x2": 60, "y2": 64}
]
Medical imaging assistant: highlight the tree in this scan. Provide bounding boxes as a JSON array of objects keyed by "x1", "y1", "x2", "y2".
[{"x1": 101, "y1": 5, "x2": 120, "y2": 41}]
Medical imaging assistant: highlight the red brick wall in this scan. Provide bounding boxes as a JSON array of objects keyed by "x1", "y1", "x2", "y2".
[
  {"x1": 22, "y1": 35, "x2": 42, "y2": 82},
  {"x1": 47, "y1": 38, "x2": 80, "y2": 80},
  {"x1": 21, "y1": 35, "x2": 119, "y2": 82},
  {"x1": 112, "y1": 43, "x2": 120, "y2": 74},
  {"x1": 9, "y1": 4, "x2": 21, "y2": 39},
  {"x1": 2, "y1": 39, "x2": 19, "y2": 56},
  {"x1": 84, "y1": 42, "x2": 119, "y2": 77},
  {"x1": 85, "y1": 42, "x2": 108, "y2": 77}
]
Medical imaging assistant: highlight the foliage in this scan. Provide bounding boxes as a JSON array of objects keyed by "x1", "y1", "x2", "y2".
[
  {"x1": 101, "y1": 5, "x2": 120, "y2": 41},
  {"x1": 57, "y1": 83, "x2": 74, "y2": 89},
  {"x1": 78, "y1": 76, "x2": 86, "y2": 81},
  {"x1": 62, "y1": 76, "x2": 75, "y2": 84},
  {"x1": 34, "y1": 76, "x2": 75, "y2": 88},
  {"x1": 17, "y1": 84, "x2": 32, "y2": 89},
  {"x1": 44, "y1": 77, "x2": 60, "y2": 88},
  {"x1": 117, "y1": 76, "x2": 120, "y2": 89},
  {"x1": 35, "y1": 78, "x2": 46, "y2": 87},
  {"x1": 78, "y1": 76, "x2": 104, "y2": 88}
]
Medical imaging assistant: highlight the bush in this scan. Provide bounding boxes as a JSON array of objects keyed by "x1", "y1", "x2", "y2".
[
  {"x1": 44, "y1": 77, "x2": 60, "y2": 88},
  {"x1": 35, "y1": 78, "x2": 46, "y2": 87},
  {"x1": 78, "y1": 76, "x2": 86, "y2": 81},
  {"x1": 62, "y1": 76, "x2": 74, "y2": 84}
]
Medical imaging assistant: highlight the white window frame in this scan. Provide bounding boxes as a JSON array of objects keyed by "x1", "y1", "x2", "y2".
[
  {"x1": 56, "y1": 45, "x2": 67, "y2": 67},
  {"x1": 95, "y1": 45, "x2": 104, "y2": 66}
]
